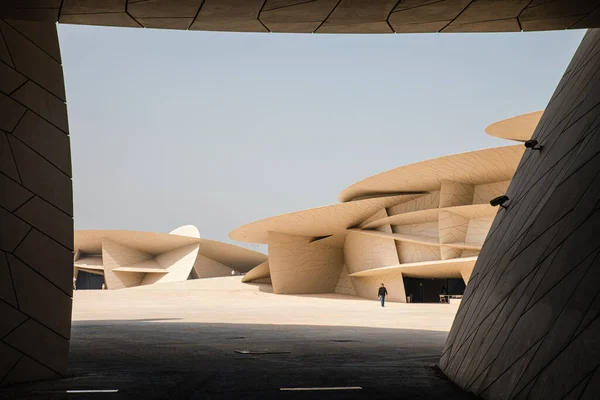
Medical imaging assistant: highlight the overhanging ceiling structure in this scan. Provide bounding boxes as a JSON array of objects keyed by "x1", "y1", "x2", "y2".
[
  {"x1": 1, "y1": 2, "x2": 600, "y2": 398},
  {"x1": 4, "y1": 0, "x2": 600, "y2": 33}
]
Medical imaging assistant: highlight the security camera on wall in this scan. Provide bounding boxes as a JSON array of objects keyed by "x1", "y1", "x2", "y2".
[
  {"x1": 490, "y1": 195, "x2": 510, "y2": 209},
  {"x1": 524, "y1": 139, "x2": 543, "y2": 150}
]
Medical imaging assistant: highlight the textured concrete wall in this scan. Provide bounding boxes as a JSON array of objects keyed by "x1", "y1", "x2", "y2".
[
  {"x1": 193, "y1": 253, "x2": 237, "y2": 279},
  {"x1": 102, "y1": 238, "x2": 151, "y2": 289},
  {"x1": 440, "y1": 29, "x2": 600, "y2": 399},
  {"x1": 352, "y1": 273, "x2": 407, "y2": 303},
  {"x1": 334, "y1": 265, "x2": 356, "y2": 296},
  {"x1": 268, "y1": 232, "x2": 343, "y2": 294},
  {"x1": 241, "y1": 261, "x2": 270, "y2": 283},
  {"x1": 0, "y1": 19, "x2": 72, "y2": 384},
  {"x1": 343, "y1": 230, "x2": 400, "y2": 274}
]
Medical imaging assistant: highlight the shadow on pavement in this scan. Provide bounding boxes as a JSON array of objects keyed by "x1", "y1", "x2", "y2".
[{"x1": 0, "y1": 321, "x2": 477, "y2": 399}]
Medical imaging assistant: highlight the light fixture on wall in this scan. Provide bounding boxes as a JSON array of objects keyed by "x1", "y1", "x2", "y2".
[
  {"x1": 490, "y1": 195, "x2": 509, "y2": 210},
  {"x1": 524, "y1": 139, "x2": 543, "y2": 150}
]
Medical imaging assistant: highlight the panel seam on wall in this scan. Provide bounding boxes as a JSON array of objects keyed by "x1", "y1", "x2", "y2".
[
  {"x1": 519, "y1": 242, "x2": 600, "y2": 316},
  {"x1": 10, "y1": 74, "x2": 66, "y2": 105},
  {"x1": 0, "y1": 297, "x2": 70, "y2": 342},
  {"x1": 263, "y1": 0, "x2": 316, "y2": 13},
  {"x1": 7, "y1": 93, "x2": 68, "y2": 135},
  {"x1": 516, "y1": 0, "x2": 535, "y2": 31},
  {"x1": 314, "y1": 0, "x2": 342, "y2": 33},
  {"x1": 506, "y1": 251, "x2": 600, "y2": 396},
  {"x1": 124, "y1": 1, "x2": 144, "y2": 28},
  {"x1": 439, "y1": 1, "x2": 473, "y2": 33},
  {"x1": 1, "y1": 338, "x2": 64, "y2": 377},
  {"x1": 0, "y1": 353, "x2": 23, "y2": 384},
  {"x1": 3, "y1": 252, "x2": 20, "y2": 309},
  {"x1": 187, "y1": 0, "x2": 206, "y2": 30},
  {"x1": 3, "y1": 132, "x2": 23, "y2": 184},
  {"x1": 577, "y1": 365, "x2": 599, "y2": 398},
  {"x1": 7, "y1": 251, "x2": 73, "y2": 299},
  {"x1": 0, "y1": 314, "x2": 29, "y2": 342},
  {"x1": 454, "y1": 291, "x2": 514, "y2": 377},
  {"x1": 257, "y1": 0, "x2": 271, "y2": 32},
  {"x1": 2, "y1": 206, "x2": 73, "y2": 251},
  {"x1": 7, "y1": 77, "x2": 29, "y2": 97},
  {"x1": 10, "y1": 225, "x2": 32, "y2": 254},
  {"x1": 8, "y1": 133, "x2": 72, "y2": 180},
  {"x1": 0, "y1": 21, "x2": 15, "y2": 66},
  {"x1": 0, "y1": 171, "x2": 33, "y2": 208},
  {"x1": 479, "y1": 334, "x2": 547, "y2": 395},
  {"x1": 450, "y1": 254, "x2": 543, "y2": 364},
  {"x1": 2, "y1": 19, "x2": 62, "y2": 64},
  {"x1": 385, "y1": 0, "x2": 403, "y2": 32}
]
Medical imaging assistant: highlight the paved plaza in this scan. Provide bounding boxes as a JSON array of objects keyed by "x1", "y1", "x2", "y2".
[{"x1": 1, "y1": 278, "x2": 472, "y2": 399}]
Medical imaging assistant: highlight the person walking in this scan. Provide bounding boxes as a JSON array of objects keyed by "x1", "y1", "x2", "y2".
[
  {"x1": 440, "y1": 286, "x2": 448, "y2": 303},
  {"x1": 378, "y1": 283, "x2": 388, "y2": 307}
]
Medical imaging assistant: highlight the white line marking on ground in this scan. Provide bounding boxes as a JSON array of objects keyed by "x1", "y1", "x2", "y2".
[
  {"x1": 280, "y1": 387, "x2": 362, "y2": 391},
  {"x1": 66, "y1": 389, "x2": 119, "y2": 393}
]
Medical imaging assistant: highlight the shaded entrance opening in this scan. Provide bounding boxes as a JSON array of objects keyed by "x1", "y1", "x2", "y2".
[
  {"x1": 403, "y1": 278, "x2": 465, "y2": 303},
  {"x1": 76, "y1": 270, "x2": 105, "y2": 290}
]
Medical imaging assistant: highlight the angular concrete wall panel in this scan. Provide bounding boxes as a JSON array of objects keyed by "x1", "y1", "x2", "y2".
[
  {"x1": 343, "y1": 230, "x2": 399, "y2": 275},
  {"x1": 9, "y1": 255, "x2": 72, "y2": 339},
  {"x1": 191, "y1": 0, "x2": 267, "y2": 32},
  {"x1": 439, "y1": 211, "x2": 469, "y2": 260},
  {"x1": 472, "y1": 180, "x2": 511, "y2": 205},
  {"x1": 352, "y1": 273, "x2": 407, "y2": 303},
  {"x1": 387, "y1": 192, "x2": 440, "y2": 215},
  {"x1": 396, "y1": 242, "x2": 441, "y2": 264},
  {"x1": 153, "y1": 244, "x2": 199, "y2": 283},
  {"x1": 464, "y1": 216, "x2": 494, "y2": 245},
  {"x1": 439, "y1": 182, "x2": 474, "y2": 208},
  {"x1": 241, "y1": 261, "x2": 270, "y2": 283},
  {"x1": 392, "y1": 220, "x2": 439, "y2": 238},
  {"x1": 440, "y1": 29, "x2": 600, "y2": 400},
  {"x1": 0, "y1": 19, "x2": 72, "y2": 385},
  {"x1": 192, "y1": 253, "x2": 237, "y2": 279},
  {"x1": 0, "y1": 294, "x2": 27, "y2": 338},
  {"x1": 2, "y1": 356, "x2": 59, "y2": 385},
  {"x1": 334, "y1": 265, "x2": 355, "y2": 296},
  {"x1": 3, "y1": 318, "x2": 69, "y2": 374},
  {"x1": 260, "y1": 0, "x2": 338, "y2": 33},
  {"x1": 102, "y1": 238, "x2": 151, "y2": 289},
  {"x1": 316, "y1": 0, "x2": 397, "y2": 34},
  {"x1": 268, "y1": 232, "x2": 343, "y2": 294}
]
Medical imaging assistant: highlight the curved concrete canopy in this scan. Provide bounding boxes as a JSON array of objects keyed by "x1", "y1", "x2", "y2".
[
  {"x1": 339, "y1": 146, "x2": 524, "y2": 202},
  {"x1": 199, "y1": 239, "x2": 267, "y2": 273},
  {"x1": 349, "y1": 256, "x2": 477, "y2": 279},
  {"x1": 169, "y1": 225, "x2": 201, "y2": 238},
  {"x1": 5, "y1": 1, "x2": 599, "y2": 33},
  {"x1": 241, "y1": 261, "x2": 270, "y2": 283},
  {"x1": 362, "y1": 203, "x2": 496, "y2": 229},
  {"x1": 485, "y1": 110, "x2": 544, "y2": 142},
  {"x1": 75, "y1": 229, "x2": 266, "y2": 272},
  {"x1": 229, "y1": 194, "x2": 423, "y2": 246},
  {"x1": 347, "y1": 228, "x2": 483, "y2": 251},
  {"x1": 75, "y1": 229, "x2": 200, "y2": 255}
]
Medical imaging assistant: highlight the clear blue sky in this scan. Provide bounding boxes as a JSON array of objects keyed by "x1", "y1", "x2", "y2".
[{"x1": 58, "y1": 25, "x2": 585, "y2": 251}]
